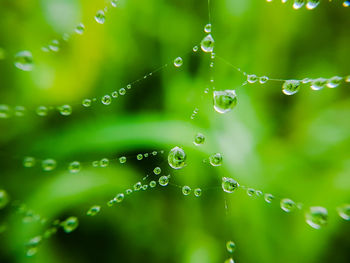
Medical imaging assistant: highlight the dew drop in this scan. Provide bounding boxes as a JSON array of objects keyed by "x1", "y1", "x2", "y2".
[
  {"x1": 111, "y1": 0, "x2": 118, "y2": 7},
  {"x1": 255, "y1": 190, "x2": 263, "y2": 197},
  {"x1": 14, "y1": 106, "x2": 26, "y2": 117},
  {"x1": 101, "y1": 95, "x2": 112, "y2": 105},
  {"x1": 152, "y1": 151, "x2": 157, "y2": 156},
  {"x1": 193, "y1": 45, "x2": 199, "y2": 52},
  {"x1": 42, "y1": 159, "x2": 57, "y2": 172},
  {"x1": 209, "y1": 153, "x2": 223, "y2": 167},
  {"x1": 149, "y1": 180, "x2": 157, "y2": 188},
  {"x1": 82, "y1": 99, "x2": 92, "y2": 107},
  {"x1": 75, "y1": 23, "x2": 85, "y2": 34},
  {"x1": 92, "y1": 161, "x2": 99, "y2": 167},
  {"x1": 119, "y1": 88, "x2": 126, "y2": 95},
  {"x1": 0, "y1": 105, "x2": 11, "y2": 119},
  {"x1": 127, "y1": 84, "x2": 132, "y2": 89},
  {"x1": 247, "y1": 74, "x2": 258, "y2": 83},
  {"x1": 23, "y1": 157, "x2": 36, "y2": 168},
  {"x1": 247, "y1": 188, "x2": 255, "y2": 197},
  {"x1": 95, "y1": 10, "x2": 106, "y2": 24},
  {"x1": 282, "y1": 80, "x2": 301, "y2": 95},
  {"x1": 14, "y1": 51, "x2": 34, "y2": 71},
  {"x1": 305, "y1": 206, "x2": 328, "y2": 229},
  {"x1": 0, "y1": 190, "x2": 9, "y2": 209},
  {"x1": 264, "y1": 193, "x2": 275, "y2": 203},
  {"x1": 62, "y1": 216, "x2": 79, "y2": 233},
  {"x1": 293, "y1": 0, "x2": 305, "y2": 9},
  {"x1": 153, "y1": 167, "x2": 161, "y2": 175},
  {"x1": 59, "y1": 105, "x2": 72, "y2": 116},
  {"x1": 107, "y1": 199, "x2": 115, "y2": 207},
  {"x1": 226, "y1": 240, "x2": 236, "y2": 253},
  {"x1": 168, "y1": 146, "x2": 187, "y2": 170},
  {"x1": 280, "y1": 198, "x2": 296, "y2": 212},
  {"x1": 194, "y1": 133, "x2": 205, "y2": 146},
  {"x1": 259, "y1": 76, "x2": 269, "y2": 84},
  {"x1": 115, "y1": 193, "x2": 124, "y2": 203},
  {"x1": 224, "y1": 258, "x2": 234, "y2": 263},
  {"x1": 182, "y1": 186, "x2": 191, "y2": 196},
  {"x1": 204, "y1": 23, "x2": 212, "y2": 33},
  {"x1": 326, "y1": 76, "x2": 343, "y2": 88},
  {"x1": 137, "y1": 154, "x2": 143, "y2": 160},
  {"x1": 200, "y1": 34, "x2": 215, "y2": 53},
  {"x1": 100, "y1": 158, "x2": 109, "y2": 167},
  {"x1": 306, "y1": 0, "x2": 320, "y2": 9},
  {"x1": 144, "y1": 153, "x2": 149, "y2": 158},
  {"x1": 310, "y1": 78, "x2": 327, "y2": 91},
  {"x1": 68, "y1": 161, "x2": 81, "y2": 173},
  {"x1": 159, "y1": 175, "x2": 169, "y2": 186},
  {"x1": 125, "y1": 189, "x2": 133, "y2": 195},
  {"x1": 174, "y1": 57, "x2": 183, "y2": 67},
  {"x1": 111, "y1": 91, "x2": 118, "y2": 98},
  {"x1": 222, "y1": 177, "x2": 239, "y2": 193},
  {"x1": 337, "y1": 204, "x2": 350, "y2": 220},
  {"x1": 213, "y1": 90, "x2": 237, "y2": 114},
  {"x1": 49, "y1": 40, "x2": 60, "y2": 52},
  {"x1": 119, "y1": 156, "x2": 127, "y2": 164},
  {"x1": 36, "y1": 106, "x2": 48, "y2": 116},
  {"x1": 86, "y1": 205, "x2": 100, "y2": 216},
  {"x1": 194, "y1": 188, "x2": 202, "y2": 197}
]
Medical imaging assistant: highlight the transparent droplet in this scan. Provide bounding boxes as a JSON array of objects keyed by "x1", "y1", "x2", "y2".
[
  {"x1": 209, "y1": 153, "x2": 223, "y2": 166},
  {"x1": 115, "y1": 193, "x2": 124, "y2": 203},
  {"x1": 182, "y1": 186, "x2": 191, "y2": 196},
  {"x1": 337, "y1": 204, "x2": 350, "y2": 220},
  {"x1": 144, "y1": 153, "x2": 149, "y2": 158},
  {"x1": 259, "y1": 76, "x2": 269, "y2": 84},
  {"x1": 92, "y1": 161, "x2": 99, "y2": 167},
  {"x1": 137, "y1": 154, "x2": 143, "y2": 160},
  {"x1": 111, "y1": 0, "x2": 118, "y2": 7},
  {"x1": 82, "y1": 99, "x2": 92, "y2": 107},
  {"x1": 86, "y1": 205, "x2": 100, "y2": 216},
  {"x1": 49, "y1": 40, "x2": 60, "y2": 52},
  {"x1": 125, "y1": 189, "x2": 132, "y2": 195},
  {"x1": 107, "y1": 199, "x2": 115, "y2": 207},
  {"x1": 310, "y1": 78, "x2": 327, "y2": 91},
  {"x1": 101, "y1": 95, "x2": 112, "y2": 105},
  {"x1": 62, "y1": 216, "x2": 79, "y2": 233},
  {"x1": 193, "y1": 133, "x2": 205, "y2": 146},
  {"x1": 36, "y1": 106, "x2": 48, "y2": 116},
  {"x1": 14, "y1": 106, "x2": 26, "y2": 117},
  {"x1": 134, "y1": 182, "x2": 142, "y2": 191},
  {"x1": 149, "y1": 180, "x2": 157, "y2": 188},
  {"x1": 174, "y1": 57, "x2": 183, "y2": 67},
  {"x1": 305, "y1": 206, "x2": 328, "y2": 229},
  {"x1": 226, "y1": 240, "x2": 236, "y2": 253},
  {"x1": 75, "y1": 23, "x2": 85, "y2": 34},
  {"x1": 68, "y1": 161, "x2": 81, "y2": 173},
  {"x1": 282, "y1": 80, "x2": 301, "y2": 95},
  {"x1": 326, "y1": 76, "x2": 343, "y2": 88},
  {"x1": 247, "y1": 74, "x2": 258, "y2": 83},
  {"x1": 204, "y1": 23, "x2": 212, "y2": 33},
  {"x1": 142, "y1": 185, "x2": 148, "y2": 190},
  {"x1": 152, "y1": 151, "x2": 157, "y2": 156},
  {"x1": 264, "y1": 193, "x2": 275, "y2": 203},
  {"x1": 193, "y1": 45, "x2": 199, "y2": 52},
  {"x1": 42, "y1": 159, "x2": 57, "y2": 172},
  {"x1": 0, "y1": 105, "x2": 11, "y2": 119},
  {"x1": 119, "y1": 156, "x2": 127, "y2": 164},
  {"x1": 255, "y1": 190, "x2": 263, "y2": 197},
  {"x1": 59, "y1": 105, "x2": 72, "y2": 116},
  {"x1": 127, "y1": 84, "x2": 132, "y2": 89},
  {"x1": 0, "y1": 190, "x2": 9, "y2": 209},
  {"x1": 95, "y1": 10, "x2": 106, "y2": 24},
  {"x1": 100, "y1": 158, "x2": 109, "y2": 167},
  {"x1": 159, "y1": 175, "x2": 169, "y2": 186},
  {"x1": 224, "y1": 258, "x2": 234, "y2": 263},
  {"x1": 280, "y1": 198, "x2": 296, "y2": 212},
  {"x1": 23, "y1": 157, "x2": 36, "y2": 168},
  {"x1": 213, "y1": 90, "x2": 237, "y2": 114},
  {"x1": 194, "y1": 188, "x2": 202, "y2": 197},
  {"x1": 222, "y1": 177, "x2": 239, "y2": 193},
  {"x1": 306, "y1": 0, "x2": 320, "y2": 9},
  {"x1": 168, "y1": 146, "x2": 187, "y2": 169},
  {"x1": 119, "y1": 88, "x2": 126, "y2": 95},
  {"x1": 293, "y1": 0, "x2": 305, "y2": 9},
  {"x1": 247, "y1": 188, "x2": 255, "y2": 197},
  {"x1": 200, "y1": 34, "x2": 215, "y2": 53},
  {"x1": 302, "y1": 78, "x2": 312, "y2": 84},
  {"x1": 14, "y1": 51, "x2": 33, "y2": 71},
  {"x1": 111, "y1": 91, "x2": 118, "y2": 98},
  {"x1": 153, "y1": 167, "x2": 161, "y2": 175}
]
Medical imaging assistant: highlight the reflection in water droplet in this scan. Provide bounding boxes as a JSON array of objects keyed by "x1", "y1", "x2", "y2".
[
  {"x1": 200, "y1": 34, "x2": 215, "y2": 53},
  {"x1": 222, "y1": 177, "x2": 239, "y2": 193},
  {"x1": 213, "y1": 90, "x2": 237, "y2": 114},
  {"x1": 62, "y1": 216, "x2": 79, "y2": 233},
  {"x1": 87, "y1": 205, "x2": 100, "y2": 216},
  {"x1": 326, "y1": 76, "x2": 342, "y2": 88},
  {"x1": 182, "y1": 186, "x2": 191, "y2": 195},
  {"x1": 42, "y1": 159, "x2": 57, "y2": 171},
  {"x1": 68, "y1": 161, "x2": 81, "y2": 173},
  {"x1": 168, "y1": 146, "x2": 186, "y2": 169},
  {"x1": 159, "y1": 175, "x2": 169, "y2": 186},
  {"x1": 282, "y1": 80, "x2": 300, "y2": 95},
  {"x1": 226, "y1": 240, "x2": 236, "y2": 253}
]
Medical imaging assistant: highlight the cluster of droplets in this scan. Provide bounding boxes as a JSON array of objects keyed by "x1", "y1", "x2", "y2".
[
  {"x1": 0, "y1": 104, "x2": 74, "y2": 119},
  {"x1": 267, "y1": 0, "x2": 350, "y2": 10},
  {"x1": 181, "y1": 185, "x2": 202, "y2": 197}
]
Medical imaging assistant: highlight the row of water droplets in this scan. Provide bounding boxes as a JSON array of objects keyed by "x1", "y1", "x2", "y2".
[{"x1": 266, "y1": 0, "x2": 350, "y2": 9}]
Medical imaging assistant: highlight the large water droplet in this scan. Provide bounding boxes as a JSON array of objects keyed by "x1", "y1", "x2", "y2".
[
  {"x1": 200, "y1": 34, "x2": 215, "y2": 53},
  {"x1": 14, "y1": 51, "x2": 33, "y2": 71},
  {"x1": 222, "y1": 177, "x2": 239, "y2": 193},
  {"x1": 305, "y1": 206, "x2": 328, "y2": 229},
  {"x1": 344, "y1": 1, "x2": 350, "y2": 7},
  {"x1": 168, "y1": 146, "x2": 186, "y2": 169},
  {"x1": 213, "y1": 90, "x2": 237, "y2": 114},
  {"x1": 282, "y1": 80, "x2": 300, "y2": 95},
  {"x1": 95, "y1": 10, "x2": 106, "y2": 24},
  {"x1": 101, "y1": 95, "x2": 112, "y2": 105}
]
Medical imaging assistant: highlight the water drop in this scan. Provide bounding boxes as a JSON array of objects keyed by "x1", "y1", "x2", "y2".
[
  {"x1": 68, "y1": 161, "x2": 81, "y2": 173},
  {"x1": 302, "y1": 78, "x2": 312, "y2": 84},
  {"x1": 92, "y1": 161, "x2": 99, "y2": 167},
  {"x1": 119, "y1": 156, "x2": 127, "y2": 164},
  {"x1": 107, "y1": 199, "x2": 115, "y2": 207},
  {"x1": 193, "y1": 45, "x2": 199, "y2": 52},
  {"x1": 293, "y1": 0, "x2": 305, "y2": 9},
  {"x1": 305, "y1": 206, "x2": 328, "y2": 229},
  {"x1": 259, "y1": 76, "x2": 269, "y2": 84},
  {"x1": 100, "y1": 158, "x2": 109, "y2": 167},
  {"x1": 95, "y1": 10, "x2": 106, "y2": 24},
  {"x1": 42, "y1": 159, "x2": 57, "y2": 171},
  {"x1": 247, "y1": 188, "x2": 255, "y2": 197},
  {"x1": 182, "y1": 186, "x2": 191, "y2": 196},
  {"x1": 62, "y1": 216, "x2": 79, "y2": 233},
  {"x1": 326, "y1": 76, "x2": 342, "y2": 88},
  {"x1": 36, "y1": 106, "x2": 48, "y2": 116},
  {"x1": 49, "y1": 40, "x2": 60, "y2": 52},
  {"x1": 0, "y1": 105, "x2": 11, "y2": 119},
  {"x1": 75, "y1": 23, "x2": 85, "y2": 34},
  {"x1": 111, "y1": 91, "x2": 118, "y2": 98},
  {"x1": 174, "y1": 57, "x2": 183, "y2": 67},
  {"x1": 159, "y1": 175, "x2": 169, "y2": 186},
  {"x1": 255, "y1": 190, "x2": 263, "y2": 197},
  {"x1": 149, "y1": 181, "x2": 157, "y2": 188},
  {"x1": 247, "y1": 74, "x2": 258, "y2": 83},
  {"x1": 144, "y1": 153, "x2": 149, "y2": 158},
  {"x1": 306, "y1": 0, "x2": 320, "y2": 9},
  {"x1": 282, "y1": 80, "x2": 301, "y2": 95},
  {"x1": 264, "y1": 193, "x2": 274, "y2": 203},
  {"x1": 200, "y1": 34, "x2": 215, "y2": 53},
  {"x1": 14, "y1": 51, "x2": 34, "y2": 71},
  {"x1": 86, "y1": 205, "x2": 100, "y2": 216},
  {"x1": 194, "y1": 188, "x2": 202, "y2": 197},
  {"x1": 0, "y1": 190, "x2": 9, "y2": 209},
  {"x1": 222, "y1": 177, "x2": 239, "y2": 193},
  {"x1": 337, "y1": 204, "x2": 350, "y2": 220},
  {"x1": 127, "y1": 84, "x2": 132, "y2": 89},
  {"x1": 137, "y1": 154, "x2": 143, "y2": 160},
  {"x1": 119, "y1": 88, "x2": 126, "y2": 95},
  {"x1": 23, "y1": 157, "x2": 36, "y2": 168},
  {"x1": 14, "y1": 106, "x2": 26, "y2": 117},
  {"x1": 224, "y1": 258, "x2": 234, "y2": 263},
  {"x1": 111, "y1": 0, "x2": 118, "y2": 7},
  {"x1": 193, "y1": 133, "x2": 205, "y2": 146},
  {"x1": 152, "y1": 151, "x2": 157, "y2": 156},
  {"x1": 142, "y1": 185, "x2": 148, "y2": 190},
  {"x1": 59, "y1": 105, "x2": 72, "y2": 116},
  {"x1": 213, "y1": 90, "x2": 237, "y2": 114},
  {"x1": 101, "y1": 95, "x2": 112, "y2": 105},
  {"x1": 82, "y1": 99, "x2": 92, "y2": 107},
  {"x1": 125, "y1": 189, "x2": 132, "y2": 195},
  {"x1": 310, "y1": 78, "x2": 327, "y2": 90},
  {"x1": 115, "y1": 193, "x2": 124, "y2": 203},
  {"x1": 134, "y1": 182, "x2": 142, "y2": 191},
  {"x1": 226, "y1": 240, "x2": 236, "y2": 253},
  {"x1": 168, "y1": 146, "x2": 186, "y2": 169},
  {"x1": 209, "y1": 153, "x2": 223, "y2": 166},
  {"x1": 204, "y1": 23, "x2": 212, "y2": 33},
  {"x1": 280, "y1": 198, "x2": 296, "y2": 212},
  {"x1": 153, "y1": 167, "x2": 161, "y2": 175}
]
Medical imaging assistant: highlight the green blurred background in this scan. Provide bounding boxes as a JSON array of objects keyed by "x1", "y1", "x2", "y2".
[{"x1": 1, "y1": 0, "x2": 350, "y2": 262}]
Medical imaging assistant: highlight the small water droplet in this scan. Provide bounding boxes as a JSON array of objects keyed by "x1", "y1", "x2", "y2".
[
  {"x1": 293, "y1": 0, "x2": 305, "y2": 9},
  {"x1": 100, "y1": 158, "x2": 109, "y2": 167},
  {"x1": 310, "y1": 78, "x2": 327, "y2": 90},
  {"x1": 111, "y1": 91, "x2": 118, "y2": 98},
  {"x1": 149, "y1": 181, "x2": 157, "y2": 188},
  {"x1": 101, "y1": 95, "x2": 112, "y2": 105},
  {"x1": 282, "y1": 80, "x2": 300, "y2": 95},
  {"x1": 68, "y1": 161, "x2": 81, "y2": 173},
  {"x1": 194, "y1": 188, "x2": 202, "y2": 197},
  {"x1": 305, "y1": 206, "x2": 328, "y2": 229},
  {"x1": 226, "y1": 240, "x2": 236, "y2": 253},
  {"x1": 159, "y1": 175, "x2": 169, "y2": 186},
  {"x1": 337, "y1": 204, "x2": 350, "y2": 220},
  {"x1": 247, "y1": 74, "x2": 258, "y2": 83},
  {"x1": 182, "y1": 186, "x2": 191, "y2": 195},
  {"x1": 193, "y1": 45, "x2": 199, "y2": 52},
  {"x1": 280, "y1": 198, "x2": 296, "y2": 212},
  {"x1": 209, "y1": 153, "x2": 223, "y2": 166},
  {"x1": 111, "y1": 0, "x2": 118, "y2": 7},
  {"x1": 326, "y1": 76, "x2": 342, "y2": 88},
  {"x1": 75, "y1": 23, "x2": 85, "y2": 34},
  {"x1": 204, "y1": 23, "x2": 212, "y2": 33},
  {"x1": 119, "y1": 88, "x2": 126, "y2": 95},
  {"x1": 23, "y1": 157, "x2": 36, "y2": 168},
  {"x1": 200, "y1": 34, "x2": 215, "y2": 53},
  {"x1": 95, "y1": 10, "x2": 106, "y2": 24},
  {"x1": 0, "y1": 105, "x2": 11, "y2": 119},
  {"x1": 222, "y1": 177, "x2": 239, "y2": 193},
  {"x1": 86, "y1": 205, "x2": 100, "y2": 216},
  {"x1": 259, "y1": 76, "x2": 269, "y2": 84},
  {"x1": 213, "y1": 90, "x2": 237, "y2": 114},
  {"x1": 168, "y1": 146, "x2": 187, "y2": 169},
  {"x1": 58, "y1": 105, "x2": 72, "y2": 116},
  {"x1": 115, "y1": 193, "x2": 124, "y2": 203},
  {"x1": 306, "y1": 0, "x2": 320, "y2": 9},
  {"x1": 61, "y1": 216, "x2": 79, "y2": 233},
  {"x1": 194, "y1": 133, "x2": 205, "y2": 146},
  {"x1": 264, "y1": 193, "x2": 275, "y2": 203},
  {"x1": 14, "y1": 51, "x2": 33, "y2": 71},
  {"x1": 247, "y1": 188, "x2": 255, "y2": 197},
  {"x1": 174, "y1": 57, "x2": 183, "y2": 67},
  {"x1": 119, "y1": 156, "x2": 127, "y2": 164},
  {"x1": 49, "y1": 40, "x2": 60, "y2": 52},
  {"x1": 82, "y1": 99, "x2": 92, "y2": 107},
  {"x1": 224, "y1": 258, "x2": 234, "y2": 263},
  {"x1": 134, "y1": 182, "x2": 142, "y2": 191},
  {"x1": 137, "y1": 154, "x2": 143, "y2": 160},
  {"x1": 36, "y1": 106, "x2": 48, "y2": 116},
  {"x1": 42, "y1": 159, "x2": 57, "y2": 171},
  {"x1": 125, "y1": 189, "x2": 133, "y2": 195},
  {"x1": 14, "y1": 106, "x2": 26, "y2": 117},
  {"x1": 153, "y1": 167, "x2": 161, "y2": 175}
]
